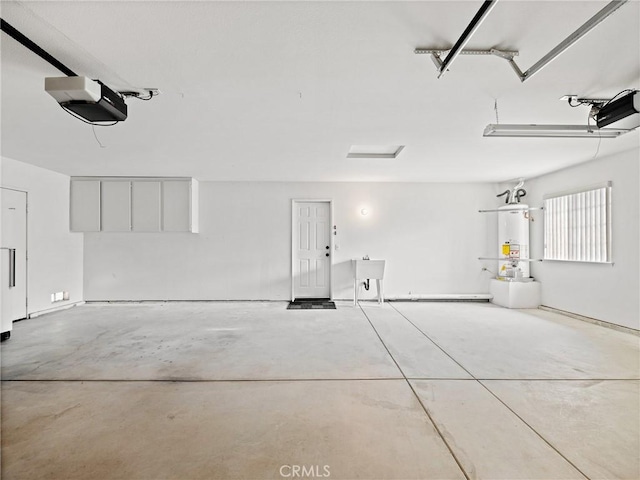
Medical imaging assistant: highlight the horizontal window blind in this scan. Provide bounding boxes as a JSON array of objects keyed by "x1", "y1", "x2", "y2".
[{"x1": 544, "y1": 183, "x2": 611, "y2": 263}]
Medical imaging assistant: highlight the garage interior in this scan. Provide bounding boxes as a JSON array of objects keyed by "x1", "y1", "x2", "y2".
[{"x1": 1, "y1": 1, "x2": 639, "y2": 479}]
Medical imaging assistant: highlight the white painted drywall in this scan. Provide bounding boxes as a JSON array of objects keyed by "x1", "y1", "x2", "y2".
[
  {"x1": 504, "y1": 148, "x2": 639, "y2": 330},
  {"x1": 84, "y1": 182, "x2": 497, "y2": 301},
  {"x1": 1, "y1": 157, "x2": 84, "y2": 315}
]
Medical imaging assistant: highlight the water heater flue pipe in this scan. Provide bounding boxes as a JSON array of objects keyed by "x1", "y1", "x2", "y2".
[
  {"x1": 496, "y1": 190, "x2": 511, "y2": 204},
  {"x1": 497, "y1": 179, "x2": 527, "y2": 204},
  {"x1": 514, "y1": 188, "x2": 527, "y2": 202}
]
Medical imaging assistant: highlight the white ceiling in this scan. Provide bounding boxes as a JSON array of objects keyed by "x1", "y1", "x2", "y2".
[{"x1": 1, "y1": 0, "x2": 639, "y2": 183}]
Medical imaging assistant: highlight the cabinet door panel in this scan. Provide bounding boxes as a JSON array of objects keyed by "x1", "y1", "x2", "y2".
[
  {"x1": 162, "y1": 181, "x2": 190, "y2": 232},
  {"x1": 101, "y1": 181, "x2": 131, "y2": 232},
  {"x1": 70, "y1": 180, "x2": 101, "y2": 232},
  {"x1": 132, "y1": 181, "x2": 161, "y2": 232}
]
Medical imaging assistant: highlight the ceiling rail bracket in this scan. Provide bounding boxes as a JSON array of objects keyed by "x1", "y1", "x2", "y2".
[
  {"x1": 434, "y1": 0, "x2": 499, "y2": 78},
  {"x1": 415, "y1": 48, "x2": 520, "y2": 73},
  {"x1": 490, "y1": 49, "x2": 525, "y2": 80},
  {"x1": 430, "y1": 51, "x2": 444, "y2": 70}
]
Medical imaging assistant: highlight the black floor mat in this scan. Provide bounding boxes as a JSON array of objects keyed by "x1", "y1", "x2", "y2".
[{"x1": 287, "y1": 300, "x2": 336, "y2": 310}]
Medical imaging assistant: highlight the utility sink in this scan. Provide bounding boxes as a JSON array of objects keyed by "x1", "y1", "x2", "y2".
[
  {"x1": 353, "y1": 259, "x2": 386, "y2": 279},
  {"x1": 353, "y1": 259, "x2": 386, "y2": 305}
]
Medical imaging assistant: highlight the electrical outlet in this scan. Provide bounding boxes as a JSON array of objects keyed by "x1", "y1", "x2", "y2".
[{"x1": 51, "y1": 292, "x2": 65, "y2": 303}]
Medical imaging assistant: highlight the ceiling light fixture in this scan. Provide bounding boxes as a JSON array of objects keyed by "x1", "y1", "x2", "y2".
[
  {"x1": 483, "y1": 124, "x2": 630, "y2": 138},
  {"x1": 347, "y1": 145, "x2": 405, "y2": 159}
]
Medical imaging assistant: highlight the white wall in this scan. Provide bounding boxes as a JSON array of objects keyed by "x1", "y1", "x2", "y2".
[
  {"x1": 84, "y1": 182, "x2": 497, "y2": 301},
  {"x1": 515, "y1": 148, "x2": 639, "y2": 330},
  {"x1": 1, "y1": 157, "x2": 84, "y2": 315}
]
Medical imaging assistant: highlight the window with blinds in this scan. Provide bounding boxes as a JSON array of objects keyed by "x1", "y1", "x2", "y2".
[{"x1": 543, "y1": 182, "x2": 612, "y2": 263}]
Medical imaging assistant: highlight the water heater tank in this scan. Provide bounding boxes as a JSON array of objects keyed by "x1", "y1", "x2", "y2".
[{"x1": 498, "y1": 205, "x2": 530, "y2": 279}]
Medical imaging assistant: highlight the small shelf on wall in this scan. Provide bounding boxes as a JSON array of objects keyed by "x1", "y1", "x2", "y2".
[
  {"x1": 478, "y1": 206, "x2": 543, "y2": 213},
  {"x1": 478, "y1": 257, "x2": 543, "y2": 262},
  {"x1": 70, "y1": 177, "x2": 199, "y2": 233}
]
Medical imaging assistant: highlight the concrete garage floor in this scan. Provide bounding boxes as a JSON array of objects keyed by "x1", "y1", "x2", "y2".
[{"x1": 1, "y1": 301, "x2": 638, "y2": 480}]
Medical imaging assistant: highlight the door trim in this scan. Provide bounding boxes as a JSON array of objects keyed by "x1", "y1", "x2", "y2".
[{"x1": 291, "y1": 199, "x2": 333, "y2": 301}]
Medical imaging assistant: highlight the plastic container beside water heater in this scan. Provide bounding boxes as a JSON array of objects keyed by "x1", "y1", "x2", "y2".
[{"x1": 498, "y1": 204, "x2": 530, "y2": 279}]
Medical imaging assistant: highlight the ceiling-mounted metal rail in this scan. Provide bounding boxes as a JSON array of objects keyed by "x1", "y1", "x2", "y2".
[
  {"x1": 492, "y1": 0, "x2": 628, "y2": 82},
  {"x1": 519, "y1": 0, "x2": 628, "y2": 82},
  {"x1": 416, "y1": 0, "x2": 628, "y2": 83},
  {"x1": 434, "y1": 0, "x2": 498, "y2": 78},
  {"x1": 0, "y1": 18, "x2": 78, "y2": 77}
]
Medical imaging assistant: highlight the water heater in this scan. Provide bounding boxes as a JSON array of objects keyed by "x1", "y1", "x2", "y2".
[{"x1": 498, "y1": 204, "x2": 530, "y2": 279}]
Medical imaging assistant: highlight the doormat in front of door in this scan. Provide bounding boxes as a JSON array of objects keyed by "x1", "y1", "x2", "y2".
[{"x1": 287, "y1": 300, "x2": 336, "y2": 310}]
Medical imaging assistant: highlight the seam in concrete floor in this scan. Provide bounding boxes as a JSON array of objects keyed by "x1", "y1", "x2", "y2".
[
  {"x1": 377, "y1": 302, "x2": 594, "y2": 480},
  {"x1": 357, "y1": 302, "x2": 472, "y2": 480},
  {"x1": 1, "y1": 378, "x2": 407, "y2": 383},
  {"x1": 4, "y1": 377, "x2": 638, "y2": 383}
]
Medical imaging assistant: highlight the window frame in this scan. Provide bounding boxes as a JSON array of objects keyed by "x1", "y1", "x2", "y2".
[{"x1": 543, "y1": 181, "x2": 612, "y2": 264}]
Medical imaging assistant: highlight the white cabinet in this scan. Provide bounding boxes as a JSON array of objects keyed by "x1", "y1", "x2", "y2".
[
  {"x1": 132, "y1": 181, "x2": 161, "y2": 232},
  {"x1": 162, "y1": 181, "x2": 191, "y2": 232},
  {"x1": 70, "y1": 180, "x2": 101, "y2": 232},
  {"x1": 70, "y1": 177, "x2": 198, "y2": 233},
  {"x1": 101, "y1": 181, "x2": 131, "y2": 232}
]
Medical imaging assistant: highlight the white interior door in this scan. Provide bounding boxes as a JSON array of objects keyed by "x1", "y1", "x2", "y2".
[
  {"x1": 2, "y1": 188, "x2": 28, "y2": 332},
  {"x1": 292, "y1": 201, "x2": 332, "y2": 300}
]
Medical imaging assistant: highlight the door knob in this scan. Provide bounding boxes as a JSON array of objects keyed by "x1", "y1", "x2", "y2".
[
  {"x1": 326, "y1": 253, "x2": 329, "y2": 257},
  {"x1": 326, "y1": 246, "x2": 330, "y2": 249}
]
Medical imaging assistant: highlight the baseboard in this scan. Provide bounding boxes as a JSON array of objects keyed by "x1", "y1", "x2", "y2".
[
  {"x1": 27, "y1": 301, "x2": 85, "y2": 319},
  {"x1": 86, "y1": 295, "x2": 495, "y2": 304},
  {"x1": 386, "y1": 294, "x2": 492, "y2": 302},
  {"x1": 84, "y1": 299, "x2": 289, "y2": 304},
  {"x1": 539, "y1": 305, "x2": 640, "y2": 336}
]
